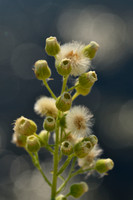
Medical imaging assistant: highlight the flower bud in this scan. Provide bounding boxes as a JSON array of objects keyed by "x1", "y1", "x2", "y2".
[
  {"x1": 95, "y1": 158, "x2": 114, "y2": 173},
  {"x1": 75, "y1": 81, "x2": 91, "y2": 96},
  {"x1": 13, "y1": 116, "x2": 37, "y2": 136},
  {"x1": 43, "y1": 116, "x2": 55, "y2": 132},
  {"x1": 12, "y1": 132, "x2": 27, "y2": 147},
  {"x1": 78, "y1": 71, "x2": 97, "y2": 88},
  {"x1": 61, "y1": 141, "x2": 73, "y2": 155},
  {"x1": 56, "y1": 92, "x2": 72, "y2": 112},
  {"x1": 69, "y1": 182, "x2": 89, "y2": 198},
  {"x1": 26, "y1": 135, "x2": 41, "y2": 152},
  {"x1": 88, "y1": 134, "x2": 98, "y2": 146},
  {"x1": 82, "y1": 135, "x2": 98, "y2": 147},
  {"x1": 45, "y1": 36, "x2": 60, "y2": 56},
  {"x1": 74, "y1": 140, "x2": 92, "y2": 158},
  {"x1": 38, "y1": 130, "x2": 50, "y2": 147},
  {"x1": 83, "y1": 41, "x2": 99, "y2": 59},
  {"x1": 56, "y1": 58, "x2": 71, "y2": 76},
  {"x1": 56, "y1": 195, "x2": 67, "y2": 200},
  {"x1": 34, "y1": 60, "x2": 51, "y2": 80}
]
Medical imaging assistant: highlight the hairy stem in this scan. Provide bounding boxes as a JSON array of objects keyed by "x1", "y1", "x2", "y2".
[
  {"x1": 57, "y1": 154, "x2": 75, "y2": 176},
  {"x1": 72, "y1": 92, "x2": 79, "y2": 101},
  {"x1": 43, "y1": 79, "x2": 56, "y2": 99},
  {"x1": 51, "y1": 114, "x2": 60, "y2": 200},
  {"x1": 67, "y1": 83, "x2": 79, "y2": 92},
  {"x1": 26, "y1": 150, "x2": 52, "y2": 187},
  {"x1": 56, "y1": 157, "x2": 77, "y2": 195},
  {"x1": 61, "y1": 75, "x2": 69, "y2": 94}
]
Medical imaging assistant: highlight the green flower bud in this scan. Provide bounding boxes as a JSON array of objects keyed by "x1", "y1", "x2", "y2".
[
  {"x1": 56, "y1": 92, "x2": 72, "y2": 112},
  {"x1": 14, "y1": 116, "x2": 37, "y2": 136},
  {"x1": 56, "y1": 194, "x2": 67, "y2": 200},
  {"x1": 74, "y1": 140, "x2": 92, "y2": 158},
  {"x1": 12, "y1": 132, "x2": 27, "y2": 147},
  {"x1": 88, "y1": 134, "x2": 98, "y2": 146},
  {"x1": 43, "y1": 116, "x2": 55, "y2": 132},
  {"x1": 83, "y1": 41, "x2": 99, "y2": 59},
  {"x1": 56, "y1": 58, "x2": 71, "y2": 76},
  {"x1": 82, "y1": 135, "x2": 98, "y2": 147},
  {"x1": 26, "y1": 135, "x2": 41, "y2": 152},
  {"x1": 34, "y1": 60, "x2": 51, "y2": 80},
  {"x1": 95, "y1": 158, "x2": 114, "y2": 173},
  {"x1": 45, "y1": 36, "x2": 60, "y2": 56},
  {"x1": 76, "y1": 81, "x2": 91, "y2": 96},
  {"x1": 61, "y1": 141, "x2": 73, "y2": 155},
  {"x1": 78, "y1": 71, "x2": 97, "y2": 88},
  {"x1": 70, "y1": 182, "x2": 89, "y2": 198},
  {"x1": 38, "y1": 130, "x2": 50, "y2": 147}
]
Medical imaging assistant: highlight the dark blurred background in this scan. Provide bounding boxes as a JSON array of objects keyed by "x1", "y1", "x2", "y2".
[{"x1": 0, "y1": 0, "x2": 133, "y2": 199}]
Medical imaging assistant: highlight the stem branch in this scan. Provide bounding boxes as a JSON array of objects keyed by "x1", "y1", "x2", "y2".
[
  {"x1": 61, "y1": 75, "x2": 69, "y2": 94},
  {"x1": 43, "y1": 79, "x2": 56, "y2": 99},
  {"x1": 51, "y1": 114, "x2": 60, "y2": 200}
]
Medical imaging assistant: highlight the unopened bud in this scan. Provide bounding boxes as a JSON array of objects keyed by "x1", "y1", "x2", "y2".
[
  {"x1": 45, "y1": 36, "x2": 60, "y2": 56},
  {"x1": 38, "y1": 130, "x2": 50, "y2": 147},
  {"x1": 12, "y1": 132, "x2": 27, "y2": 147},
  {"x1": 95, "y1": 158, "x2": 114, "y2": 173},
  {"x1": 43, "y1": 116, "x2": 55, "y2": 132},
  {"x1": 76, "y1": 81, "x2": 91, "y2": 96},
  {"x1": 82, "y1": 135, "x2": 98, "y2": 147},
  {"x1": 56, "y1": 58, "x2": 71, "y2": 76},
  {"x1": 56, "y1": 92, "x2": 72, "y2": 112},
  {"x1": 13, "y1": 116, "x2": 37, "y2": 136},
  {"x1": 70, "y1": 182, "x2": 89, "y2": 198},
  {"x1": 26, "y1": 135, "x2": 41, "y2": 152},
  {"x1": 61, "y1": 141, "x2": 73, "y2": 155},
  {"x1": 83, "y1": 41, "x2": 99, "y2": 59},
  {"x1": 74, "y1": 140, "x2": 92, "y2": 158},
  {"x1": 34, "y1": 60, "x2": 51, "y2": 80},
  {"x1": 79, "y1": 71, "x2": 97, "y2": 88},
  {"x1": 56, "y1": 194, "x2": 67, "y2": 200}
]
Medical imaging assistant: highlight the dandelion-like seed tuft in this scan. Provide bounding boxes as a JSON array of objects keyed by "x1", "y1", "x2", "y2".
[
  {"x1": 55, "y1": 42, "x2": 91, "y2": 76},
  {"x1": 78, "y1": 145, "x2": 103, "y2": 170},
  {"x1": 66, "y1": 106, "x2": 93, "y2": 137},
  {"x1": 34, "y1": 96, "x2": 58, "y2": 118}
]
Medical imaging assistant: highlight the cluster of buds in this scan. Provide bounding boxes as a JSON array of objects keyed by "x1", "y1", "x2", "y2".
[{"x1": 12, "y1": 36, "x2": 114, "y2": 200}]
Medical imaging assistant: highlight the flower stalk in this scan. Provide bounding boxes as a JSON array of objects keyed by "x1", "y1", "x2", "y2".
[{"x1": 12, "y1": 36, "x2": 114, "y2": 200}]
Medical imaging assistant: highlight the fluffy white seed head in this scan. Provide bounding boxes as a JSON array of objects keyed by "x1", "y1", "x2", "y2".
[
  {"x1": 66, "y1": 106, "x2": 93, "y2": 137},
  {"x1": 78, "y1": 145, "x2": 103, "y2": 170},
  {"x1": 34, "y1": 96, "x2": 58, "y2": 118},
  {"x1": 55, "y1": 42, "x2": 91, "y2": 76}
]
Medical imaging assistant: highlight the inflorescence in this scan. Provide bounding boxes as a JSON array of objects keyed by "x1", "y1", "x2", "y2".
[{"x1": 12, "y1": 36, "x2": 114, "y2": 200}]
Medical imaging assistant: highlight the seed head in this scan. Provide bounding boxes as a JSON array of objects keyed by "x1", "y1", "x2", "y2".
[
  {"x1": 55, "y1": 42, "x2": 90, "y2": 76},
  {"x1": 34, "y1": 96, "x2": 58, "y2": 118},
  {"x1": 66, "y1": 106, "x2": 93, "y2": 137}
]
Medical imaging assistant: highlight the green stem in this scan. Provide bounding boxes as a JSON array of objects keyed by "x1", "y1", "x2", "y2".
[
  {"x1": 61, "y1": 75, "x2": 69, "y2": 94},
  {"x1": 37, "y1": 164, "x2": 52, "y2": 187},
  {"x1": 71, "y1": 167, "x2": 94, "y2": 177},
  {"x1": 56, "y1": 157, "x2": 77, "y2": 195},
  {"x1": 57, "y1": 154, "x2": 75, "y2": 176},
  {"x1": 43, "y1": 79, "x2": 56, "y2": 99},
  {"x1": 26, "y1": 150, "x2": 52, "y2": 187},
  {"x1": 67, "y1": 84, "x2": 79, "y2": 92},
  {"x1": 72, "y1": 92, "x2": 79, "y2": 101},
  {"x1": 45, "y1": 145, "x2": 54, "y2": 154},
  {"x1": 65, "y1": 193, "x2": 71, "y2": 198},
  {"x1": 51, "y1": 115, "x2": 60, "y2": 200}
]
